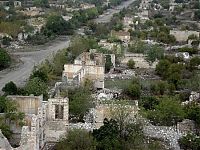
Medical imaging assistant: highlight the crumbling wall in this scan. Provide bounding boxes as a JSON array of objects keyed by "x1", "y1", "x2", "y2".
[
  {"x1": 7, "y1": 95, "x2": 43, "y2": 115},
  {"x1": 170, "y1": 30, "x2": 199, "y2": 42}
]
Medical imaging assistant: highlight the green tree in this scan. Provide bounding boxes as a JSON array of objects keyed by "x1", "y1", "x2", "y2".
[
  {"x1": 145, "y1": 45, "x2": 164, "y2": 64},
  {"x1": 55, "y1": 129, "x2": 96, "y2": 150},
  {"x1": 156, "y1": 59, "x2": 171, "y2": 78},
  {"x1": 0, "y1": 48, "x2": 11, "y2": 70},
  {"x1": 126, "y1": 83, "x2": 141, "y2": 99},
  {"x1": 2, "y1": 36, "x2": 11, "y2": 46},
  {"x1": 139, "y1": 96, "x2": 159, "y2": 110},
  {"x1": 184, "y1": 104, "x2": 200, "y2": 125},
  {"x1": 2, "y1": 81, "x2": 18, "y2": 95},
  {"x1": 24, "y1": 77, "x2": 48, "y2": 98},
  {"x1": 105, "y1": 55, "x2": 113, "y2": 73},
  {"x1": 179, "y1": 134, "x2": 200, "y2": 150},
  {"x1": 0, "y1": 96, "x2": 25, "y2": 139},
  {"x1": 147, "y1": 96, "x2": 185, "y2": 126},
  {"x1": 68, "y1": 88, "x2": 93, "y2": 121},
  {"x1": 189, "y1": 56, "x2": 200, "y2": 70},
  {"x1": 93, "y1": 118, "x2": 144, "y2": 150},
  {"x1": 44, "y1": 15, "x2": 73, "y2": 36},
  {"x1": 127, "y1": 59, "x2": 135, "y2": 69},
  {"x1": 30, "y1": 68, "x2": 48, "y2": 82},
  {"x1": 33, "y1": 0, "x2": 48, "y2": 7}
]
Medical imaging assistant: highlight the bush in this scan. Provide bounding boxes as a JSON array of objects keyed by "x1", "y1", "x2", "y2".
[
  {"x1": 127, "y1": 59, "x2": 135, "y2": 69},
  {"x1": 147, "y1": 96, "x2": 185, "y2": 126},
  {"x1": 0, "y1": 48, "x2": 11, "y2": 70},
  {"x1": 179, "y1": 134, "x2": 200, "y2": 150},
  {"x1": 2, "y1": 81, "x2": 18, "y2": 95}
]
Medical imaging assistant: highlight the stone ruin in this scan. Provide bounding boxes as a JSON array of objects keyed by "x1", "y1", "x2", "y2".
[
  {"x1": 182, "y1": 91, "x2": 200, "y2": 105},
  {"x1": 0, "y1": 92, "x2": 140, "y2": 150},
  {"x1": 1, "y1": 95, "x2": 69, "y2": 150}
]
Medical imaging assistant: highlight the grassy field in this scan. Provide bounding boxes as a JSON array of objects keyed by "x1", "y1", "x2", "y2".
[{"x1": 104, "y1": 79, "x2": 132, "y2": 89}]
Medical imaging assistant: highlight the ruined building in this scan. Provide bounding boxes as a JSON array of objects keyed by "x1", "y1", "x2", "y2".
[
  {"x1": 6, "y1": 95, "x2": 69, "y2": 150},
  {"x1": 62, "y1": 52, "x2": 105, "y2": 89},
  {"x1": 111, "y1": 30, "x2": 131, "y2": 43}
]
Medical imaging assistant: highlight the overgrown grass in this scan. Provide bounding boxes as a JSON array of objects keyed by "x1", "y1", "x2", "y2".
[{"x1": 104, "y1": 79, "x2": 132, "y2": 89}]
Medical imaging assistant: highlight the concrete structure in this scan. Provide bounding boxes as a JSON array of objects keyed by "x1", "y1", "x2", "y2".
[
  {"x1": 63, "y1": 52, "x2": 105, "y2": 89},
  {"x1": 170, "y1": 30, "x2": 199, "y2": 42},
  {"x1": 111, "y1": 30, "x2": 131, "y2": 43}
]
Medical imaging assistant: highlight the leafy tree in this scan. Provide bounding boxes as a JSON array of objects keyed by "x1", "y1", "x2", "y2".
[
  {"x1": 167, "y1": 63, "x2": 184, "y2": 87},
  {"x1": 68, "y1": 87, "x2": 93, "y2": 121},
  {"x1": 123, "y1": 78, "x2": 141, "y2": 99},
  {"x1": 30, "y1": 68, "x2": 48, "y2": 82},
  {"x1": 150, "y1": 81, "x2": 168, "y2": 95},
  {"x1": 194, "y1": 10, "x2": 200, "y2": 20},
  {"x1": 147, "y1": 96, "x2": 185, "y2": 126},
  {"x1": 93, "y1": 118, "x2": 145, "y2": 150},
  {"x1": 145, "y1": 45, "x2": 164, "y2": 64},
  {"x1": 52, "y1": 49, "x2": 68, "y2": 76},
  {"x1": 139, "y1": 96, "x2": 159, "y2": 110},
  {"x1": 93, "y1": 118, "x2": 121, "y2": 150},
  {"x1": 189, "y1": 56, "x2": 200, "y2": 70},
  {"x1": 24, "y1": 77, "x2": 48, "y2": 98},
  {"x1": 33, "y1": 0, "x2": 48, "y2": 7},
  {"x1": 44, "y1": 15, "x2": 73, "y2": 36},
  {"x1": 179, "y1": 134, "x2": 200, "y2": 150},
  {"x1": 126, "y1": 83, "x2": 141, "y2": 99},
  {"x1": 0, "y1": 48, "x2": 11, "y2": 70},
  {"x1": 0, "y1": 96, "x2": 25, "y2": 139},
  {"x1": 127, "y1": 59, "x2": 135, "y2": 69},
  {"x1": 184, "y1": 104, "x2": 200, "y2": 125},
  {"x1": 105, "y1": 55, "x2": 113, "y2": 73},
  {"x1": 178, "y1": 47, "x2": 198, "y2": 55},
  {"x1": 2, "y1": 81, "x2": 18, "y2": 95},
  {"x1": 156, "y1": 59, "x2": 171, "y2": 78},
  {"x1": 55, "y1": 129, "x2": 96, "y2": 150},
  {"x1": 2, "y1": 36, "x2": 11, "y2": 46}
]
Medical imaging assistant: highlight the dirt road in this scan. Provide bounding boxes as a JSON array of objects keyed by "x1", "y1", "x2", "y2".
[
  {"x1": 0, "y1": 38, "x2": 70, "y2": 90},
  {"x1": 0, "y1": 0, "x2": 136, "y2": 91}
]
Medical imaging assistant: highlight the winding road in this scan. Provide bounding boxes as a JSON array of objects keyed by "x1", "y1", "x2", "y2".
[{"x1": 0, "y1": 0, "x2": 135, "y2": 91}]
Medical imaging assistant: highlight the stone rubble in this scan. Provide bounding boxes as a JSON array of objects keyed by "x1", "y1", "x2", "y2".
[{"x1": 143, "y1": 125, "x2": 184, "y2": 150}]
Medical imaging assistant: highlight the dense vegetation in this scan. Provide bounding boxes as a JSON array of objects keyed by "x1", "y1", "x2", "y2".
[
  {"x1": 0, "y1": 48, "x2": 11, "y2": 70},
  {"x1": 55, "y1": 103, "x2": 166, "y2": 150},
  {"x1": 0, "y1": 96, "x2": 25, "y2": 139}
]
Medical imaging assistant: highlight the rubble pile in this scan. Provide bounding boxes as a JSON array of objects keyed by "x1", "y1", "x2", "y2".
[
  {"x1": 105, "y1": 69, "x2": 135, "y2": 79},
  {"x1": 143, "y1": 125, "x2": 184, "y2": 150},
  {"x1": 182, "y1": 91, "x2": 200, "y2": 105}
]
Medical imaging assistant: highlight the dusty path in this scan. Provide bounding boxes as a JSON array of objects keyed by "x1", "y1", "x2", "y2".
[
  {"x1": 0, "y1": 38, "x2": 70, "y2": 90},
  {"x1": 94, "y1": 0, "x2": 136, "y2": 23}
]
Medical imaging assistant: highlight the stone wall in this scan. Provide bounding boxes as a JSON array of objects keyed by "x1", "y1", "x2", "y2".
[
  {"x1": 7, "y1": 95, "x2": 43, "y2": 115},
  {"x1": 122, "y1": 53, "x2": 158, "y2": 68},
  {"x1": 170, "y1": 30, "x2": 199, "y2": 42}
]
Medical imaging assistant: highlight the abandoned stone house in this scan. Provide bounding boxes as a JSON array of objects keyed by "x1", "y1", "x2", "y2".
[
  {"x1": 122, "y1": 53, "x2": 158, "y2": 68},
  {"x1": 62, "y1": 52, "x2": 105, "y2": 89},
  {"x1": 170, "y1": 30, "x2": 200, "y2": 42},
  {"x1": 111, "y1": 30, "x2": 131, "y2": 43},
  {"x1": 0, "y1": 93, "x2": 139, "y2": 150},
  {"x1": 5, "y1": 95, "x2": 69, "y2": 150}
]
